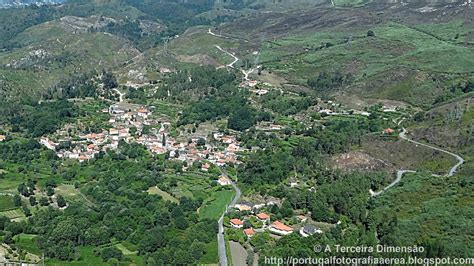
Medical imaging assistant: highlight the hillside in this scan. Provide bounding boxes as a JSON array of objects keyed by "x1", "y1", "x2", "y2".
[{"x1": 0, "y1": 0, "x2": 473, "y2": 265}]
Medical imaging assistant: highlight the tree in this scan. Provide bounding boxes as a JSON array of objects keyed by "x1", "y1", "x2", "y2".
[
  {"x1": 57, "y1": 195, "x2": 67, "y2": 208},
  {"x1": 367, "y1": 30, "x2": 375, "y2": 37},
  {"x1": 29, "y1": 196, "x2": 37, "y2": 206},
  {"x1": 228, "y1": 107, "x2": 255, "y2": 131},
  {"x1": 100, "y1": 246, "x2": 122, "y2": 262},
  {"x1": 0, "y1": 216, "x2": 8, "y2": 230},
  {"x1": 22, "y1": 206, "x2": 31, "y2": 217},
  {"x1": 39, "y1": 197, "x2": 49, "y2": 206},
  {"x1": 175, "y1": 215, "x2": 189, "y2": 230},
  {"x1": 280, "y1": 200, "x2": 293, "y2": 218},
  {"x1": 102, "y1": 71, "x2": 118, "y2": 90},
  {"x1": 138, "y1": 229, "x2": 167, "y2": 253},
  {"x1": 18, "y1": 183, "x2": 30, "y2": 197},
  {"x1": 46, "y1": 186, "x2": 55, "y2": 196},
  {"x1": 2, "y1": 231, "x2": 13, "y2": 244},
  {"x1": 196, "y1": 137, "x2": 206, "y2": 146},
  {"x1": 13, "y1": 194, "x2": 22, "y2": 207},
  {"x1": 190, "y1": 241, "x2": 206, "y2": 261}
]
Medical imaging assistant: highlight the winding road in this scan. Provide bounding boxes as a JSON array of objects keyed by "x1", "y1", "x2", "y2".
[
  {"x1": 370, "y1": 128, "x2": 465, "y2": 197},
  {"x1": 215, "y1": 45, "x2": 239, "y2": 69},
  {"x1": 217, "y1": 170, "x2": 241, "y2": 266},
  {"x1": 112, "y1": 88, "x2": 125, "y2": 103},
  {"x1": 209, "y1": 28, "x2": 258, "y2": 80}
]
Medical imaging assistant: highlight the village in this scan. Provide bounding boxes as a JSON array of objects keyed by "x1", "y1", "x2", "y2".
[{"x1": 39, "y1": 100, "x2": 244, "y2": 170}]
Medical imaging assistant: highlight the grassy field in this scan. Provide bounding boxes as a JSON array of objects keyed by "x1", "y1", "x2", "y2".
[
  {"x1": 170, "y1": 26, "x2": 241, "y2": 66},
  {"x1": 199, "y1": 189, "x2": 235, "y2": 220},
  {"x1": 55, "y1": 184, "x2": 95, "y2": 207},
  {"x1": 13, "y1": 234, "x2": 41, "y2": 255},
  {"x1": 115, "y1": 243, "x2": 136, "y2": 256},
  {"x1": 46, "y1": 246, "x2": 106, "y2": 266},
  {"x1": 0, "y1": 195, "x2": 16, "y2": 211},
  {"x1": 199, "y1": 238, "x2": 218, "y2": 264},
  {"x1": 147, "y1": 186, "x2": 179, "y2": 203}
]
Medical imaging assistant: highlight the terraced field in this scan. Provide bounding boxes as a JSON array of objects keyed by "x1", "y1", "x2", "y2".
[{"x1": 0, "y1": 208, "x2": 25, "y2": 220}]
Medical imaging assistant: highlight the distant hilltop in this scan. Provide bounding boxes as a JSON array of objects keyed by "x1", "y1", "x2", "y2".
[{"x1": 0, "y1": 0, "x2": 65, "y2": 8}]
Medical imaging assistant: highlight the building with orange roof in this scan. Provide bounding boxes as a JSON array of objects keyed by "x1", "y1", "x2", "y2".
[
  {"x1": 256, "y1": 213, "x2": 270, "y2": 223},
  {"x1": 244, "y1": 228, "x2": 256, "y2": 238},
  {"x1": 0, "y1": 135, "x2": 5, "y2": 142},
  {"x1": 269, "y1": 221, "x2": 293, "y2": 235},
  {"x1": 230, "y1": 218, "x2": 244, "y2": 228}
]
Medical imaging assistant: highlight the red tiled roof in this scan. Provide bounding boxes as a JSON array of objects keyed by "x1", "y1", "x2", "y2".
[
  {"x1": 271, "y1": 221, "x2": 293, "y2": 232},
  {"x1": 256, "y1": 213, "x2": 270, "y2": 220},
  {"x1": 244, "y1": 228, "x2": 255, "y2": 236},
  {"x1": 230, "y1": 219, "x2": 243, "y2": 226}
]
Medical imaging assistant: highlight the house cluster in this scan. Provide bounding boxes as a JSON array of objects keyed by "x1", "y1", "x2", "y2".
[
  {"x1": 229, "y1": 200, "x2": 322, "y2": 238},
  {"x1": 39, "y1": 103, "x2": 156, "y2": 161},
  {"x1": 230, "y1": 212, "x2": 319, "y2": 238},
  {"x1": 38, "y1": 102, "x2": 244, "y2": 168},
  {"x1": 229, "y1": 212, "x2": 273, "y2": 238}
]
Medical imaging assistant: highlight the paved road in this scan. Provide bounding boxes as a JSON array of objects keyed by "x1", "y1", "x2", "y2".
[
  {"x1": 217, "y1": 170, "x2": 241, "y2": 266},
  {"x1": 370, "y1": 170, "x2": 416, "y2": 197},
  {"x1": 370, "y1": 128, "x2": 465, "y2": 197},
  {"x1": 399, "y1": 128, "x2": 464, "y2": 177}
]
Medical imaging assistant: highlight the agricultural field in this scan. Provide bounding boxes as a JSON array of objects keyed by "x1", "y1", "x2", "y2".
[
  {"x1": 0, "y1": 208, "x2": 25, "y2": 221},
  {"x1": 13, "y1": 234, "x2": 41, "y2": 255},
  {"x1": 164, "y1": 171, "x2": 216, "y2": 199},
  {"x1": 147, "y1": 186, "x2": 179, "y2": 203},
  {"x1": 199, "y1": 189, "x2": 235, "y2": 220},
  {"x1": 0, "y1": 195, "x2": 16, "y2": 211}
]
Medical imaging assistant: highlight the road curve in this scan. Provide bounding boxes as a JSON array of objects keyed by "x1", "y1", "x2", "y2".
[
  {"x1": 217, "y1": 172, "x2": 241, "y2": 266},
  {"x1": 370, "y1": 170, "x2": 416, "y2": 197},
  {"x1": 370, "y1": 128, "x2": 464, "y2": 197},
  {"x1": 112, "y1": 88, "x2": 125, "y2": 103},
  {"x1": 399, "y1": 128, "x2": 464, "y2": 177},
  {"x1": 215, "y1": 45, "x2": 239, "y2": 68}
]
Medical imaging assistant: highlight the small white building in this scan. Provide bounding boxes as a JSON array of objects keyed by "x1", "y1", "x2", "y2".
[
  {"x1": 269, "y1": 221, "x2": 293, "y2": 235},
  {"x1": 217, "y1": 176, "x2": 232, "y2": 186}
]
